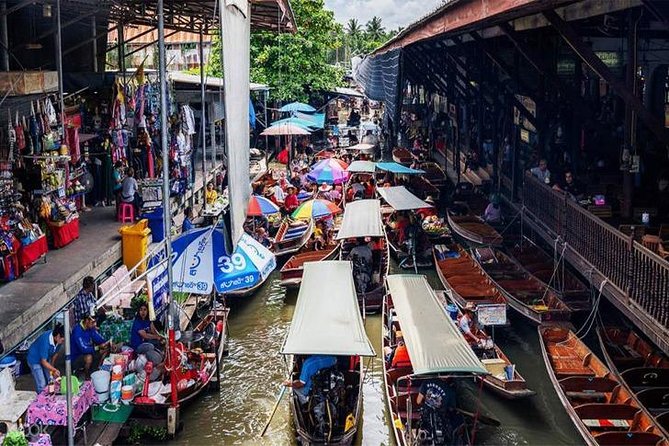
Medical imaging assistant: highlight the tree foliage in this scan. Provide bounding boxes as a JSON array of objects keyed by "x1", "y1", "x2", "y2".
[
  {"x1": 340, "y1": 16, "x2": 400, "y2": 59},
  {"x1": 208, "y1": 0, "x2": 344, "y2": 102}
]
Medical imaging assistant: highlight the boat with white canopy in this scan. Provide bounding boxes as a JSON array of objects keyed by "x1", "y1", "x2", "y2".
[
  {"x1": 377, "y1": 186, "x2": 439, "y2": 270},
  {"x1": 281, "y1": 261, "x2": 375, "y2": 445},
  {"x1": 383, "y1": 274, "x2": 490, "y2": 446},
  {"x1": 335, "y1": 199, "x2": 389, "y2": 313}
]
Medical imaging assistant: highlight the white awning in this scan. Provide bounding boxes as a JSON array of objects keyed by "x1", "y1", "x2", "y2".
[
  {"x1": 168, "y1": 71, "x2": 269, "y2": 91},
  {"x1": 347, "y1": 160, "x2": 376, "y2": 173},
  {"x1": 377, "y1": 186, "x2": 432, "y2": 211},
  {"x1": 281, "y1": 261, "x2": 375, "y2": 356},
  {"x1": 386, "y1": 275, "x2": 487, "y2": 376},
  {"x1": 335, "y1": 199, "x2": 384, "y2": 240}
]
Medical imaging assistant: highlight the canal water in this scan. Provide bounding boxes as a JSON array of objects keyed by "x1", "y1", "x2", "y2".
[{"x1": 169, "y1": 263, "x2": 584, "y2": 445}]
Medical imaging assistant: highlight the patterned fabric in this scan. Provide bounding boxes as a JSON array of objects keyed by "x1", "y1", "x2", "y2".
[
  {"x1": 72, "y1": 289, "x2": 95, "y2": 323},
  {"x1": 26, "y1": 381, "x2": 97, "y2": 426}
]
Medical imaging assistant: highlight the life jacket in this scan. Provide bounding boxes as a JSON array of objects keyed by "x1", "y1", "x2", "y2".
[{"x1": 391, "y1": 344, "x2": 411, "y2": 368}]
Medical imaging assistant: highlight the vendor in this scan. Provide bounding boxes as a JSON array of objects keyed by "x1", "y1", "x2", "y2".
[
  {"x1": 205, "y1": 182, "x2": 218, "y2": 206},
  {"x1": 284, "y1": 186, "x2": 299, "y2": 213},
  {"x1": 27, "y1": 324, "x2": 65, "y2": 393},
  {"x1": 120, "y1": 167, "x2": 141, "y2": 216},
  {"x1": 130, "y1": 302, "x2": 163, "y2": 350},
  {"x1": 71, "y1": 314, "x2": 113, "y2": 379}
]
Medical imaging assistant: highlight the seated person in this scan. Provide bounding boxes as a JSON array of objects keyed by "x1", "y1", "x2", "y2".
[
  {"x1": 254, "y1": 227, "x2": 272, "y2": 248},
  {"x1": 70, "y1": 314, "x2": 115, "y2": 379},
  {"x1": 27, "y1": 324, "x2": 65, "y2": 393},
  {"x1": 417, "y1": 378, "x2": 461, "y2": 443},
  {"x1": 130, "y1": 302, "x2": 163, "y2": 350},
  {"x1": 553, "y1": 170, "x2": 584, "y2": 200},
  {"x1": 312, "y1": 222, "x2": 325, "y2": 250},
  {"x1": 348, "y1": 237, "x2": 373, "y2": 293},
  {"x1": 483, "y1": 200, "x2": 502, "y2": 224},
  {"x1": 134, "y1": 341, "x2": 165, "y2": 382},
  {"x1": 182, "y1": 207, "x2": 196, "y2": 232},
  {"x1": 386, "y1": 334, "x2": 411, "y2": 369},
  {"x1": 530, "y1": 159, "x2": 551, "y2": 184},
  {"x1": 205, "y1": 182, "x2": 218, "y2": 206},
  {"x1": 458, "y1": 306, "x2": 488, "y2": 347},
  {"x1": 284, "y1": 186, "x2": 299, "y2": 213},
  {"x1": 283, "y1": 355, "x2": 337, "y2": 404},
  {"x1": 120, "y1": 167, "x2": 141, "y2": 215}
]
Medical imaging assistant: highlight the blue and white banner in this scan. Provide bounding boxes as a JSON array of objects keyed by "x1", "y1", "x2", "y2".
[{"x1": 171, "y1": 227, "x2": 276, "y2": 295}]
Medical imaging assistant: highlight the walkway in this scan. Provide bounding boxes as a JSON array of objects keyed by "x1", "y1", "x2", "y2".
[{"x1": 0, "y1": 165, "x2": 222, "y2": 352}]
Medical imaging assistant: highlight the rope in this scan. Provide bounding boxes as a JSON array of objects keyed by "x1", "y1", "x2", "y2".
[
  {"x1": 573, "y1": 278, "x2": 608, "y2": 340},
  {"x1": 539, "y1": 242, "x2": 567, "y2": 302}
]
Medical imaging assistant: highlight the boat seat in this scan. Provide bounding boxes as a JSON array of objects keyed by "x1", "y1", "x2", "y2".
[
  {"x1": 387, "y1": 367, "x2": 413, "y2": 390},
  {"x1": 548, "y1": 345, "x2": 596, "y2": 377},
  {"x1": 594, "y1": 432, "x2": 663, "y2": 446},
  {"x1": 636, "y1": 387, "x2": 669, "y2": 414},
  {"x1": 575, "y1": 403, "x2": 640, "y2": 430}
]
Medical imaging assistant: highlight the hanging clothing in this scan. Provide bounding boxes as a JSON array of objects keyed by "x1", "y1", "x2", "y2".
[{"x1": 66, "y1": 127, "x2": 81, "y2": 163}]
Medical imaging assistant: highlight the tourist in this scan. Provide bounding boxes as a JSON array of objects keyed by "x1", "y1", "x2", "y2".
[
  {"x1": 120, "y1": 167, "x2": 141, "y2": 216},
  {"x1": 72, "y1": 276, "x2": 103, "y2": 324},
  {"x1": 129, "y1": 302, "x2": 163, "y2": 350},
  {"x1": 318, "y1": 183, "x2": 332, "y2": 201},
  {"x1": 312, "y1": 221, "x2": 325, "y2": 250},
  {"x1": 283, "y1": 355, "x2": 337, "y2": 404},
  {"x1": 417, "y1": 377, "x2": 460, "y2": 443},
  {"x1": 254, "y1": 227, "x2": 272, "y2": 249},
  {"x1": 284, "y1": 186, "x2": 299, "y2": 213},
  {"x1": 70, "y1": 315, "x2": 113, "y2": 379},
  {"x1": 272, "y1": 182, "x2": 286, "y2": 205},
  {"x1": 530, "y1": 159, "x2": 551, "y2": 184},
  {"x1": 330, "y1": 184, "x2": 342, "y2": 202},
  {"x1": 27, "y1": 324, "x2": 65, "y2": 393},
  {"x1": 483, "y1": 195, "x2": 502, "y2": 224},
  {"x1": 553, "y1": 170, "x2": 584, "y2": 200},
  {"x1": 205, "y1": 182, "x2": 218, "y2": 206},
  {"x1": 387, "y1": 334, "x2": 411, "y2": 369},
  {"x1": 349, "y1": 237, "x2": 373, "y2": 293}
]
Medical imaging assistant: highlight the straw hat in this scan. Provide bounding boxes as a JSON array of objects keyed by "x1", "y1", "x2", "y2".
[
  {"x1": 319, "y1": 182, "x2": 332, "y2": 192},
  {"x1": 464, "y1": 302, "x2": 477, "y2": 312}
]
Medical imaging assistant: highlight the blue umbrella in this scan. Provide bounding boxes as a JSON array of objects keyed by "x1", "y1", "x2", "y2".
[
  {"x1": 171, "y1": 228, "x2": 276, "y2": 295},
  {"x1": 279, "y1": 102, "x2": 316, "y2": 113},
  {"x1": 271, "y1": 117, "x2": 320, "y2": 131}
]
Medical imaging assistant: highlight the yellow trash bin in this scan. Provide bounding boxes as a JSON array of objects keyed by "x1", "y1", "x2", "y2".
[{"x1": 119, "y1": 219, "x2": 151, "y2": 273}]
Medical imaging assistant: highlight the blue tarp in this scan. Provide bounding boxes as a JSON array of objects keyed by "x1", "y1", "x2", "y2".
[
  {"x1": 294, "y1": 112, "x2": 325, "y2": 129},
  {"x1": 271, "y1": 117, "x2": 320, "y2": 131},
  {"x1": 376, "y1": 162, "x2": 424, "y2": 175},
  {"x1": 279, "y1": 102, "x2": 316, "y2": 113},
  {"x1": 354, "y1": 48, "x2": 401, "y2": 122}
]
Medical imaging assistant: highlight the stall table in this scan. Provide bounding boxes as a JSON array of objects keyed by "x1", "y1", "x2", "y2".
[
  {"x1": 0, "y1": 389, "x2": 36, "y2": 430},
  {"x1": 17, "y1": 235, "x2": 48, "y2": 274},
  {"x1": 48, "y1": 218, "x2": 80, "y2": 249},
  {"x1": 26, "y1": 381, "x2": 96, "y2": 426}
]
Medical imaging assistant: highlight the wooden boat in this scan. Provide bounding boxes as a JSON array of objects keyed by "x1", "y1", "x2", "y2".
[
  {"x1": 336, "y1": 199, "x2": 389, "y2": 313},
  {"x1": 433, "y1": 244, "x2": 507, "y2": 309},
  {"x1": 476, "y1": 248, "x2": 571, "y2": 325},
  {"x1": 279, "y1": 245, "x2": 338, "y2": 288},
  {"x1": 408, "y1": 175, "x2": 440, "y2": 201},
  {"x1": 383, "y1": 275, "x2": 491, "y2": 446},
  {"x1": 509, "y1": 239, "x2": 590, "y2": 312},
  {"x1": 597, "y1": 326, "x2": 669, "y2": 426},
  {"x1": 281, "y1": 261, "x2": 375, "y2": 445},
  {"x1": 272, "y1": 218, "x2": 314, "y2": 257},
  {"x1": 447, "y1": 214, "x2": 502, "y2": 246},
  {"x1": 539, "y1": 326, "x2": 669, "y2": 446},
  {"x1": 418, "y1": 161, "x2": 447, "y2": 187},
  {"x1": 392, "y1": 147, "x2": 413, "y2": 165},
  {"x1": 434, "y1": 290, "x2": 535, "y2": 400}
]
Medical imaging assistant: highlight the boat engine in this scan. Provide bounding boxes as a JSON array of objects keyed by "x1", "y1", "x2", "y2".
[{"x1": 310, "y1": 368, "x2": 345, "y2": 439}]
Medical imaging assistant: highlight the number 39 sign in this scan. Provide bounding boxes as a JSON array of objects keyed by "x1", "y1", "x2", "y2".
[{"x1": 217, "y1": 253, "x2": 247, "y2": 273}]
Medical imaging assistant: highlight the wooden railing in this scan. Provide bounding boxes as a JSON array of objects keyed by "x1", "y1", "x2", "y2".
[{"x1": 521, "y1": 172, "x2": 669, "y2": 330}]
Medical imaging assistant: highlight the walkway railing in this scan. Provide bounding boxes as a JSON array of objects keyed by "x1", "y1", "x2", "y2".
[{"x1": 521, "y1": 172, "x2": 669, "y2": 330}]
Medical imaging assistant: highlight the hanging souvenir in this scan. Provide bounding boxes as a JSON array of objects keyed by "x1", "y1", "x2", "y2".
[
  {"x1": 14, "y1": 112, "x2": 25, "y2": 153},
  {"x1": 29, "y1": 102, "x2": 41, "y2": 154},
  {"x1": 44, "y1": 98, "x2": 57, "y2": 125},
  {"x1": 7, "y1": 111, "x2": 15, "y2": 163}
]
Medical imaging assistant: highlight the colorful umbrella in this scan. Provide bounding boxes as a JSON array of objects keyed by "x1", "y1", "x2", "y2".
[
  {"x1": 261, "y1": 122, "x2": 311, "y2": 136},
  {"x1": 247, "y1": 194, "x2": 280, "y2": 216},
  {"x1": 307, "y1": 158, "x2": 349, "y2": 185},
  {"x1": 279, "y1": 102, "x2": 316, "y2": 113},
  {"x1": 292, "y1": 199, "x2": 341, "y2": 219}
]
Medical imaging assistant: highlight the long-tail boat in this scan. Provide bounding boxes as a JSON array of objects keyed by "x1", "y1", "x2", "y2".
[
  {"x1": 539, "y1": 326, "x2": 669, "y2": 446},
  {"x1": 279, "y1": 245, "x2": 338, "y2": 289},
  {"x1": 476, "y1": 247, "x2": 571, "y2": 325},
  {"x1": 392, "y1": 147, "x2": 413, "y2": 165},
  {"x1": 509, "y1": 238, "x2": 590, "y2": 312},
  {"x1": 418, "y1": 161, "x2": 447, "y2": 187},
  {"x1": 434, "y1": 290, "x2": 535, "y2": 400},
  {"x1": 281, "y1": 261, "x2": 375, "y2": 445},
  {"x1": 597, "y1": 326, "x2": 669, "y2": 431},
  {"x1": 383, "y1": 275, "x2": 491, "y2": 446},
  {"x1": 447, "y1": 214, "x2": 502, "y2": 246},
  {"x1": 272, "y1": 217, "x2": 314, "y2": 257},
  {"x1": 433, "y1": 244, "x2": 507, "y2": 310}
]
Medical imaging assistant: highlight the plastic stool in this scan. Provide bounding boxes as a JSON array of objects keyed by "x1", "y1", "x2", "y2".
[{"x1": 118, "y1": 202, "x2": 135, "y2": 223}]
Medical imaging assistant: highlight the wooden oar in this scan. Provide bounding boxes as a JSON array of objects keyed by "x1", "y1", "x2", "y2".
[
  {"x1": 457, "y1": 408, "x2": 500, "y2": 427},
  {"x1": 260, "y1": 384, "x2": 287, "y2": 437}
]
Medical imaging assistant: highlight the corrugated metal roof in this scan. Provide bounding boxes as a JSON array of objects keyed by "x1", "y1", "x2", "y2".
[{"x1": 109, "y1": 25, "x2": 213, "y2": 45}]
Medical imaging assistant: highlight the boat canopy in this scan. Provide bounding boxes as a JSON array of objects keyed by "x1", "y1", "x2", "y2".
[
  {"x1": 376, "y1": 162, "x2": 424, "y2": 175},
  {"x1": 346, "y1": 160, "x2": 376, "y2": 173},
  {"x1": 335, "y1": 199, "x2": 384, "y2": 240},
  {"x1": 281, "y1": 261, "x2": 375, "y2": 356},
  {"x1": 378, "y1": 186, "x2": 433, "y2": 211},
  {"x1": 386, "y1": 275, "x2": 488, "y2": 376}
]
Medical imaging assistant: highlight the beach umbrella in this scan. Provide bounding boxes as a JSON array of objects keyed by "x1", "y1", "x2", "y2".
[
  {"x1": 279, "y1": 102, "x2": 316, "y2": 113},
  {"x1": 247, "y1": 195, "x2": 280, "y2": 216},
  {"x1": 171, "y1": 228, "x2": 276, "y2": 295},
  {"x1": 271, "y1": 117, "x2": 320, "y2": 131},
  {"x1": 261, "y1": 122, "x2": 312, "y2": 136},
  {"x1": 307, "y1": 158, "x2": 349, "y2": 185},
  {"x1": 292, "y1": 199, "x2": 341, "y2": 220}
]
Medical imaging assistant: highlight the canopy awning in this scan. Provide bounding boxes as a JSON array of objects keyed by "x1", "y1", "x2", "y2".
[
  {"x1": 347, "y1": 160, "x2": 376, "y2": 174},
  {"x1": 386, "y1": 275, "x2": 487, "y2": 376},
  {"x1": 335, "y1": 199, "x2": 384, "y2": 240},
  {"x1": 271, "y1": 117, "x2": 320, "y2": 131},
  {"x1": 281, "y1": 261, "x2": 375, "y2": 356},
  {"x1": 377, "y1": 186, "x2": 432, "y2": 211},
  {"x1": 376, "y1": 162, "x2": 424, "y2": 175},
  {"x1": 327, "y1": 87, "x2": 365, "y2": 98},
  {"x1": 295, "y1": 112, "x2": 325, "y2": 129}
]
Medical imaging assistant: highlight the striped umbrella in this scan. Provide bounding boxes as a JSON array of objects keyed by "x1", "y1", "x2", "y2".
[
  {"x1": 247, "y1": 194, "x2": 280, "y2": 216},
  {"x1": 307, "y1": 158, "x2": 349, "y2": 185},
  {"x1": 291, "y1": 199, "x2": 341, "y2": 219}
]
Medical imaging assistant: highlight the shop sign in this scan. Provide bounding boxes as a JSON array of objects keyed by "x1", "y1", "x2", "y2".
[
  {"x1": 520, "y1": 128, "x2": 530, "y2": 143},
  {"x1": 477, "y1": 304, "x2": 507, "y2": 326},
  {"x1": 147, "y1": 249, "x2": 169, "y2": 311}
]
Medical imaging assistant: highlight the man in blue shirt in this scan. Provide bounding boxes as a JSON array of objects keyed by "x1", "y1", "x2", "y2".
[
  {"x1": 27, "y1": 325, "x2": 65, "y2": 393},
  {"x1": 283, "y1": 355, "x2": 337, "y2": 404},
  {"x1": 71, "y1": 315, "x2": 111, "y2": 379}
]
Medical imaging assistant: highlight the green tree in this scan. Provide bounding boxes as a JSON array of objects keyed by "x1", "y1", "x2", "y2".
[
  {"x1": 365, "y1": 16, "x2": 385, "y2": 42},
  {"x1": 208, "y1": 0, "x2": 344, "y2": 102}
]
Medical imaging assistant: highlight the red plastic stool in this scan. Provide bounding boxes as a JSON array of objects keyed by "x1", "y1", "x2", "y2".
[{"x1": 118, "y1": 202, "x2": 135, "y2": 223}]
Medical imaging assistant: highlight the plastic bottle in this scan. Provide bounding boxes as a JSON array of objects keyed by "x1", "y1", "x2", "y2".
[{"x1": 47, "y1": 372, "x2": 55, "y2": 394}]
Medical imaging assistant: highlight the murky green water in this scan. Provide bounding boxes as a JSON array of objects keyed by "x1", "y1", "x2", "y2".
[{"x1": 170, "y1": 263, "x2": 583, "y2": 445}]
